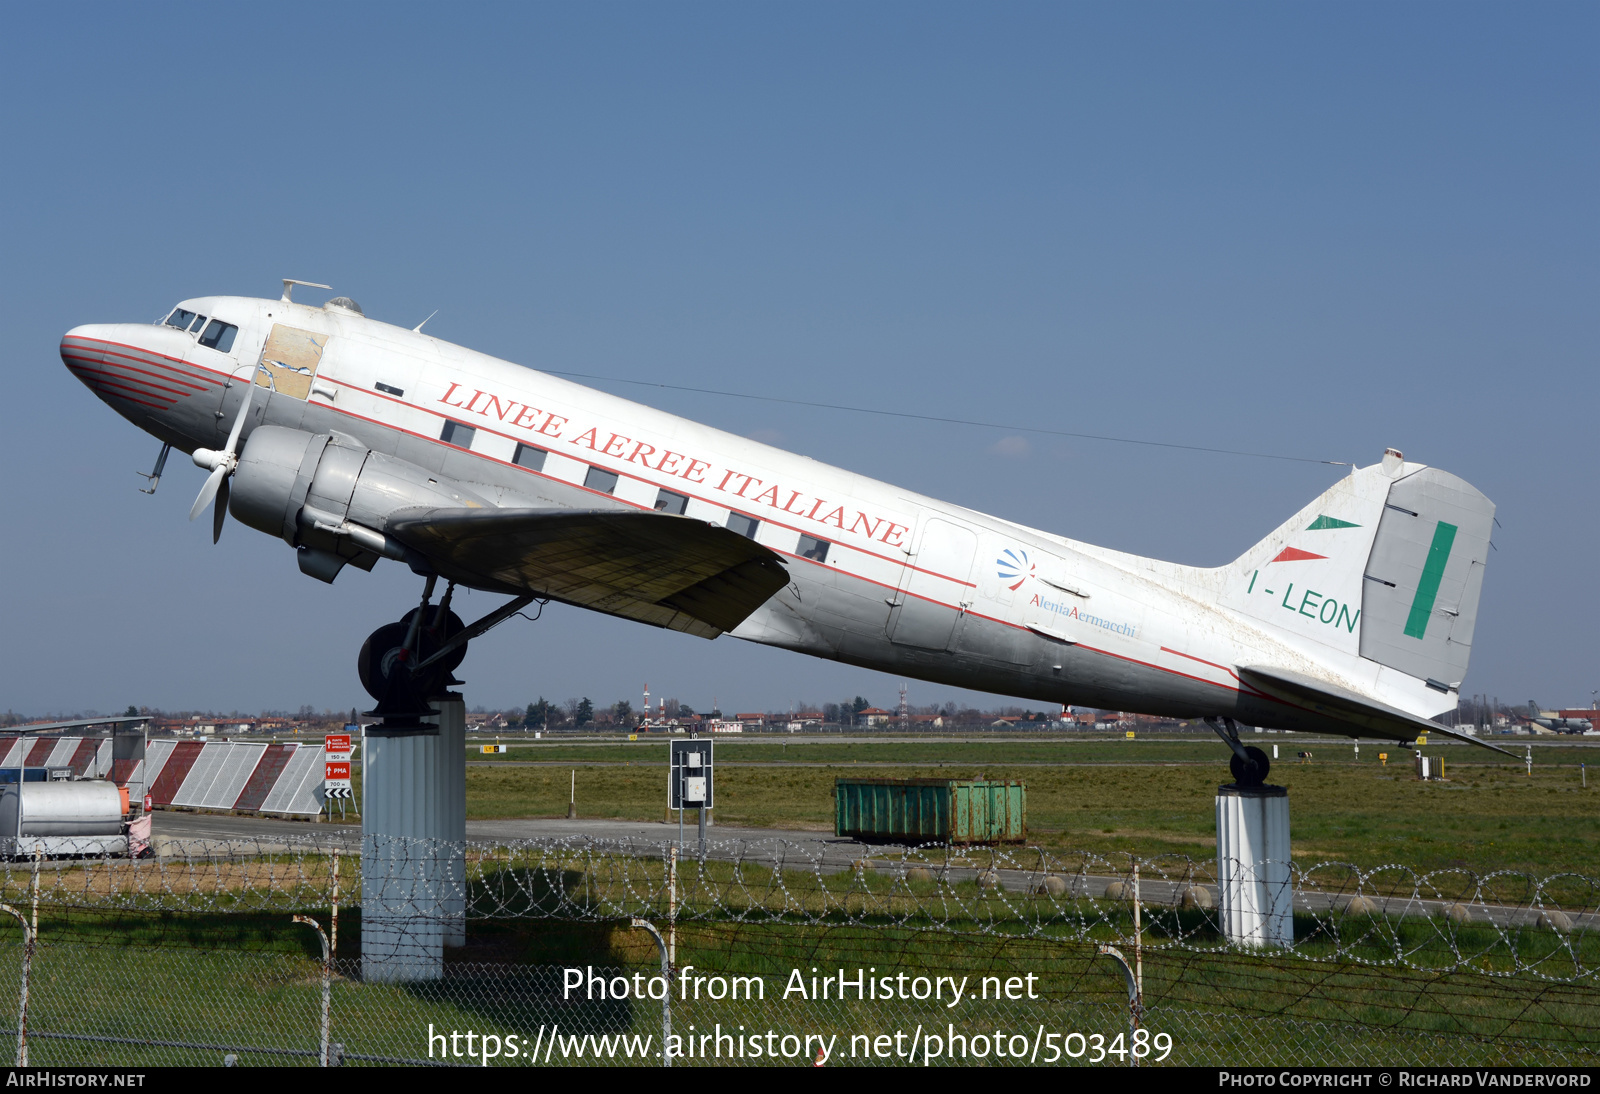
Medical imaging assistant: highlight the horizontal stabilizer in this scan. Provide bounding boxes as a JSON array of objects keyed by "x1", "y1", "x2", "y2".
[
  {"x1": 1238, "y1": 665, "x2": 1517, "y2": 759},
  {"x1": 387, "y1": 508, "x2": 790, "y2": 639}
]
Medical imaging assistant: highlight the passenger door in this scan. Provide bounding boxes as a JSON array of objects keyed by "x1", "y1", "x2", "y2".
[{"x1": 888, "y1": 515, "x2": 978, "y2": 650}]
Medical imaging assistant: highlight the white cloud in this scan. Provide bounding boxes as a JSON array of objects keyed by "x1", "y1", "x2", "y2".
[{"x1": 989, "y1": 435, "x2": 1030, "y2": 458}]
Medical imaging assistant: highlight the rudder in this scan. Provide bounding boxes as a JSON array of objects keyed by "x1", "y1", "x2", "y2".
[{"x1": 1358, "y1": 467, "x2": 1494, "y2": 691}]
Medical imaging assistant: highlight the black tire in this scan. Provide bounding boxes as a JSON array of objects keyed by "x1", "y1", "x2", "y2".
[
  {"x1": 357, "y1": 620, "x2": 446, "y2": 701},
  {"x1": 1230, "y1": 745, "x2": 1271, "y2": 786}
]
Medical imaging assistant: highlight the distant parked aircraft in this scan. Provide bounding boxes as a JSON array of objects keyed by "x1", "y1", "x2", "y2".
[{"x1": 1524, "y1": 702, "x2": 1594, "y2": 734}]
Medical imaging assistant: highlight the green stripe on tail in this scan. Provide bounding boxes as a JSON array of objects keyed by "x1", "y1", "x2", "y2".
[{"x1": 1403, "y1": 521, "x2": 1458, "y2": 639}]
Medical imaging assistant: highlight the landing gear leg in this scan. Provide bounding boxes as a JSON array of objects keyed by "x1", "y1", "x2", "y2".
[{"x1": 1205, "y1": 716, "x2": 1270, "y2": 787}]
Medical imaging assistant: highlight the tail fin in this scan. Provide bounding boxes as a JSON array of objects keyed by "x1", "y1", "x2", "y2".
[{"x1": 1220, "y1": 455, "x2": 1494, "y2": 695}]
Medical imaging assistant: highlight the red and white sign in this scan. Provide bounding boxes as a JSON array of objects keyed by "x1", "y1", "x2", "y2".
[{"x1": 324, "y1": 732, "x2": 353, "y2": 795}]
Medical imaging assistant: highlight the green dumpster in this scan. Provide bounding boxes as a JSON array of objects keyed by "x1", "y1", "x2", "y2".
[{"x1": 834, "y1": 778, "x2": 1026, "y2": 844}]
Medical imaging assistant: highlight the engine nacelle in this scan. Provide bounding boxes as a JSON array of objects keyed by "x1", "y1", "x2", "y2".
[{"x1": 230, "y1": 425, "x2": 490, "y2": 582}]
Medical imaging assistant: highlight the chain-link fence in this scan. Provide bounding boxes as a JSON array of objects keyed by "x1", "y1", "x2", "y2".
[{"x1": 0, "y1": 836, "x2": 1590, "y2": 1066}]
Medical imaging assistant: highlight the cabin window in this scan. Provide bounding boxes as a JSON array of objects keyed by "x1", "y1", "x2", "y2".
[
  {"x1": 797, "y1": 534, "x2": 830, "y2": 563},
  {"x1": 513, "y1": 443, "x2": 547, "y2": 471},
  {"x1": 584, "y1": 466, "x2": 619, "y2": 494},
  {"x1": 654, "y1": 488, "x2": 688, "y2": 515},
  {"x1": 164, "y1": 308, "x2": 198, "y2": 331},
  {"x1": 440, "y1": 420, "x2": 476, "y2": 448},
  {"x1": 727, "y1": 512, "x2": 760, "y2": 539},
  {"x1": 375, "y1": 382, "x2": 404, "y2": 397},
  {"x1": 189, "y1": 313, "x2": 209, "y2": 333},
  {"x1": 197, "y1": 319, "x2": 238, "y2": 353}
]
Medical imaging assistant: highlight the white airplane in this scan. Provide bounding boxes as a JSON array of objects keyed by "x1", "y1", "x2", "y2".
[{"x1": 61, "y1": 280, "x2": 1512, "y2": 782}]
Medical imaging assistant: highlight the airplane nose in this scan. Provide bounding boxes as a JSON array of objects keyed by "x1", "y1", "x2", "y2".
[
  {"x1": 60, "y1": 324, "x2": 114, "y2": 393},
  {"x1": 61, "y1": 321, "x2": 215, "y2": 418}
]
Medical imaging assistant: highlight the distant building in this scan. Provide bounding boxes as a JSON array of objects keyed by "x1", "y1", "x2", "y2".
[{"x1": 857, "y1": 707, "x2": 894, "y2": 727}]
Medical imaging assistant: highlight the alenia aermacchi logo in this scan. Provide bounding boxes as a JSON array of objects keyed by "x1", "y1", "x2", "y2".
[
  {"x1": 999, "y1": 548, "x2": 1140, "y2": 639},
  {"x1": 996, "y1": 549, "x2": 1033, "y2": 591}
]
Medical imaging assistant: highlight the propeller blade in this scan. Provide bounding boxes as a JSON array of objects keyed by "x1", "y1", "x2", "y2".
[
  {"x1": 222, "y1": 379, "x2": 258, "y2": 456},
  {"x1": 213, "y1": 476, "x2": 230, "y2": 543},
  {"x1": 189, "y1": 464, "x2": 226, "y2": 521}
]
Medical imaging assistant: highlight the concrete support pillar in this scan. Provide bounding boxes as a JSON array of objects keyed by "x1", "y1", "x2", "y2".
[
  {"x1": 1215, "y1": 784, "x2": 1292, "y2": 949},
  {"x1": 433, "y1": 696, "x2": 467, "y2": 948},
  {"x1": 361, "y1": 725, "x2": 446, "y2": 982}
]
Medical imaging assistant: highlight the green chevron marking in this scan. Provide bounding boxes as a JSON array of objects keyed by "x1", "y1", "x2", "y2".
[{"x1": 1307, "y1": 515, "x2": 1361, "y2": 530}]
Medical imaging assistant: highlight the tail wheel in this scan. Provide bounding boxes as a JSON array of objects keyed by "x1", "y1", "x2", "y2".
[{"x1": 1230, "y1": 745, "x2": 1271, "y2": 787}]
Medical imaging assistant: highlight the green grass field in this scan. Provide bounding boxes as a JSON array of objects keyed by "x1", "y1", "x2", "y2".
[
  {"x1": 448, "y1": 736, "x2": 1600, "y2": 875},
  {"x1": 12, "y1": 893, "x2": 1595, "y2": 1067}
]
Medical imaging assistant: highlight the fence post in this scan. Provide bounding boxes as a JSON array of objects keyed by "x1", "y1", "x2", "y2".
[
  {"x1": 330, "y1": 850, "x2": 340, "y2": 967},
  {"x1": 630, "y1": 918, "x2": 671, "y2": 1067},
  {"x1": 666, "y1": 846, "x2": 677, "y2": 971},
  {"x1": 1094, "y1": 943, "x2": 1137, "y2": 1068},
  {"x1": 1132, "y1": 861, "x2": 1144, "y2": 1064},
  {"x1": 292, "y1": 915, "x2": 332, "y2": 1066},
  {"x1": 0, "y1": 904, "x2": 34, "y2": 1067}
]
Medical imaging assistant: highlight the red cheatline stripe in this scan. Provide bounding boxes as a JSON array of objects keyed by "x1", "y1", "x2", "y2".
[
  {"x1": 83, "y1": 378, "x2": 173, "y2": 410},
  {"x1": 83, "y1": 372, "x2": 175, "y2": 401},
  {"x1": 65, "y1": 360, "x2": 196, "y2": 399},
  {"x1": 91, "y1": 353, "x2": 211, "y2": 391},
  {"x1": 97, "y1": 349, "x2": 218, "y2": 388},
  {"x1": 62, "y1": 337, "x2": 224, "y2": 386},
  {"x1": 64, "y1": 341, "x2": 219, "y2": 390},
  {"x1": 1270, "y1": 546, "x2": 1327, "y2": 563}
]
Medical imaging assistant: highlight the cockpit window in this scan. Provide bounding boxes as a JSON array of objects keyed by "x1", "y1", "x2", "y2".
[
  {"x1": 197, "y1": 319, "x2": 238, "y2": 353},
  {"x1": 164, "y1": 308, "x2": 198, "y2": 331}
]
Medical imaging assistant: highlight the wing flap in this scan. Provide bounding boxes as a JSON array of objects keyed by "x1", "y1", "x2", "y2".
[
  {"x1": 386, "y1": 508, "x2": 790, "y2": 639},
  {"x1": 1238, "y1": 665, "x2": 1517, "y2": 758}
]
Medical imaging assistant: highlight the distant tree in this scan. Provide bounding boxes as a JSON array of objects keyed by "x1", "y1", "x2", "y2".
[
  {"x1": 662, "y1": 698, "x2": 681, "y2": 719},
  {"x1": 823, "y1": 703, "x2": 841, "y2": 725},
  {"x1": 124, "y1": 705, "x2": 139, "y2": 718},
  {"x1": 575, "y1": 698, "x2": 594, "y2": 727},
  {"x1": 677, "y1": 703, "x2": 695, "y2": 719},
  {"x1": 525, "y1": 698, "x2": 551, "y2": 729},
  {"x1": 613, "y1": 700, "x2": 634, "y2": 727},
  {"x1": 852, "y1": 696, "x2": 870, "y2": 714}
]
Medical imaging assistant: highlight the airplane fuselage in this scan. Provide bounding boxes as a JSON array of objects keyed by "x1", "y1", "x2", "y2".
[{"x1": 62, "y1": 293, "x2": 1467, "y2": 735}]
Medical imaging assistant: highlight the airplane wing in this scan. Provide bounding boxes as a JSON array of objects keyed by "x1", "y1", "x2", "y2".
[
  {"x1": 385, "y1": 508, "x2": 790, "y2": 640},
  {"x1": 1237, "y1": 665, "x2": 1518, "y2": 759}
]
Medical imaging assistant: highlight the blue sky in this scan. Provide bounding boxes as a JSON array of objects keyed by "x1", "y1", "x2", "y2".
[{"x1": 1, "y1": 3, "x2": 1594, "y2": 716}]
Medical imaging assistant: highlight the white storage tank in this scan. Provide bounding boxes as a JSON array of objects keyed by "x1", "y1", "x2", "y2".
[{"x1": 0, "y1": 781, "x2": 127, "y2": 857}]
